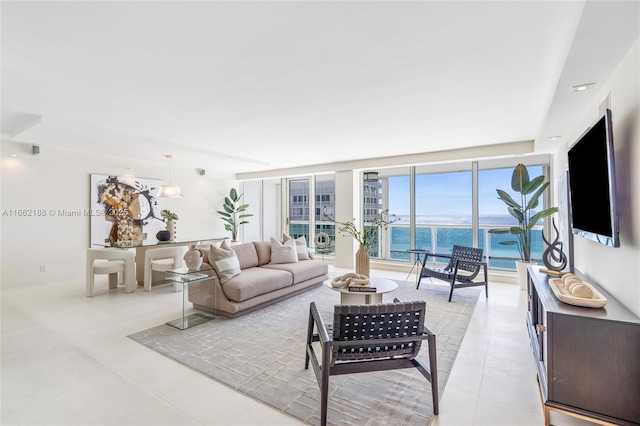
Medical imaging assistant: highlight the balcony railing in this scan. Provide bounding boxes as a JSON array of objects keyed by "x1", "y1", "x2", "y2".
[
  {"x1": 385, "y1": 223, "x2": 544, "y2": 272},
  {"x1": 296, "y1": 221, "x2": 544, "y2": 273}
]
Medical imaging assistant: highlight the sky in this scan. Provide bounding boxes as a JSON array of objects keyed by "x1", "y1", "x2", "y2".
[{"x1": 388, "y1": 166, "x2": 545, "y2": 217}]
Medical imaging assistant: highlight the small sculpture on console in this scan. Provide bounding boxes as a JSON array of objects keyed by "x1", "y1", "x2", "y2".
[{"x1": 542, "y1": 218, "x2": 568, "y2": 271}]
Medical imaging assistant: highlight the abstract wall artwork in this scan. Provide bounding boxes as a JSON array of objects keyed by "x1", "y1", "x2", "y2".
[{"x1": 90, "y1": 175, "x2": 165, "y2": 247}]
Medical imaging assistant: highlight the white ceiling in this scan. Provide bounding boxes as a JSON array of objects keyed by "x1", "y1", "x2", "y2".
[{"x1": 2, "y1": 1, "x2": 639, "y2": 174}]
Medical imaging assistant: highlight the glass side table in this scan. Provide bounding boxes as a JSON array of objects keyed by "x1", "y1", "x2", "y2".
[
  {"x1": 164, "y1": 266, "x2": 216, "y2": 330},
  {"x1": 313, "y1": 247, "x2": 334, "y2": 262}
]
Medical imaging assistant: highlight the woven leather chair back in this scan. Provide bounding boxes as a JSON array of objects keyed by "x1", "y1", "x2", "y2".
[
  {"x1": 330, "y1": 301, "x2": 426, "y2": 365},
  {"x1": 445, "y1": 245, "x2": 483, "y2": 277}
]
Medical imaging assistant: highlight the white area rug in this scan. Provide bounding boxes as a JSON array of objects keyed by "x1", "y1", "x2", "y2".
[{"x1": 129, "y1": 281, "x2": 480, "y2": 426}]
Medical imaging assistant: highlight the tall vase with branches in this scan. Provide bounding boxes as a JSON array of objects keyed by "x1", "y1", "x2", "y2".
[{"x1": 324, "y1": 209, "x2": 399, "y2": 277}]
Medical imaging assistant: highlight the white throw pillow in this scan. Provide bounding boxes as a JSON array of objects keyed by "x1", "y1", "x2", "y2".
[
  {"x1": 270, "y1": 237, "x2": 299, "y2": 264},
  {"x1": 282, "y1": 233, "x2": 310, "y2": 261},
  {"x1": 210, "y1": 240, "x2": 241, "y2": 283}
]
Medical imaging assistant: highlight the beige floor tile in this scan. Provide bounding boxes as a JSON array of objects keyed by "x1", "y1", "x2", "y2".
[
  {"x1": 10, "y1": 374, "x2": 158, "y2": 425},
  {"x1": 473, "y1": 395, "x2": 543, "y2": 426},
  {"x1": 443, "y1": 351, "x2": 486, "y2": 396},
  {"x1": 478, "y1": 359, "x2": 542, "y2": 414},
  {"x1": 117, "y1": 350, "x2": 204, "y2": 398},
  {"x1": 430, "y1": 387, "x2": 478, "y2": 426},
  {"x1": 1, "y1": 268, "x2": 551, "y2": 426},
  {"x1": 162, "y1": 375, "x2": 265, "y2": 425},
  {"x1": 105, "y1": 399, "x2": 201, "y2": 425}
]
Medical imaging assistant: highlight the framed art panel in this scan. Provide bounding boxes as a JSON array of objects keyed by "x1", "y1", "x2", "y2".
[{"x1": 90, "y1": 174, "x2": 165, "y2": 247}]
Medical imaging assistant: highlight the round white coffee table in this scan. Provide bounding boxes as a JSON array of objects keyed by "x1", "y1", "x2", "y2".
[{"x1": 325, "y1": 277, "x2": 399, "y2": 304}]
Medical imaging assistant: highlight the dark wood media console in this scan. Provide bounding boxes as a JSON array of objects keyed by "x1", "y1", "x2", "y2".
[{"x1": 527, "y1": 266, "x2": 640, "y2": 425}]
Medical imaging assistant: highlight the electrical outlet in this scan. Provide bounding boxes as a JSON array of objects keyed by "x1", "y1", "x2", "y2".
[{"x1": 39, "y1": 265, "x2": 46, "y2": 272}]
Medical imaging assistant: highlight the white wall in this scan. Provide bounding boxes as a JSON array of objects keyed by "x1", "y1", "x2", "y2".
[
  {"x1": 0, "y1": 144, "x2": 237, "y2": 287},
  {"x1": 553, "y1": 37, "x2": 640, "y2": 316},
  {"x1": 261, "y1": 179, "x2": 282, "y2": 241},
  {"x1": 241, "y1": 180, "x2": 262, "y2": 243}
]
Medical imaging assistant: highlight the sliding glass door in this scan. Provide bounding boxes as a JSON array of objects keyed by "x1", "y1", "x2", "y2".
[
  {"x1": 288, "y1": 179, "x2": 310, "y2": 242},
  {"x1": 288, "y1": 175, "x2": 336, "y2": 251}
]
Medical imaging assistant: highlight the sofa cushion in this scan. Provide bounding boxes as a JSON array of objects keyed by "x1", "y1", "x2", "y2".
[
  {"x1": 253, "y1": 241, "x2": 272, "y2": 266},
  {"x1": 210, "y1": 240, "x2": 241, "y2": 284},
  {"x1": 221, "y1": 267, "x2": 292, "y2": 302},
  {"x1": 270, "y1": 237, "x2": 298, "y2": 264},
  {"x1": 262, "y1": 259, "x2": 328, "y2": 285},
  {"x1": 282, "y1": 234, "x2": 310, "y2": 260},
  {"x1": 231, "y1": 242, "x2": 259, "y2": 270}
]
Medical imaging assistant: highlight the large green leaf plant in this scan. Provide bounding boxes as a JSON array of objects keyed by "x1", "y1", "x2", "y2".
[
  {"x1": 217, "y1": 188, "x2": 252, "y2": 242},
  {"x1": 489, "y1": 164, "x2": 558, "y2": 262}
]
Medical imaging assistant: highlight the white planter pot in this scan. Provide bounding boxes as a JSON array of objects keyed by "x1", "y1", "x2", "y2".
[
  {"x1": 516, "y1": 260, "x2": 536, "y2": 291},
  {"x1": 166, "y1": 220, "x2": 176, "y2": 241}
]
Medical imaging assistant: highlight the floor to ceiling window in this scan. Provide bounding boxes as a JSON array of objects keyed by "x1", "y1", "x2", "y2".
[
  {"x1": 371, "y1": 156, "x2": 551, "y2": 272},
  {"x1": 287, "y1": 175, "x2": 336, "y2": 251},
  {"x1": 315, "y1": 174, "x2": 335, "y2": 251},
  {"x1": 384, "y1": 168, "x2": 411, "y2": 261},
  {"x1": 414, "y1": 166, "x2": 473, "y2": 255},
  {"x1": 288, "y1": 179, "x2": 309, "y2": 242},
  {"x1": 478, "y1": 164, "x2": 547, "y2": 270},
  {"x1": 246, "y1": 154, "x2": 551, "y2": 273}
]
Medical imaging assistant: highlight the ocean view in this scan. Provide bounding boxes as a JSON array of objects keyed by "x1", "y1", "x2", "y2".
[
  {"x1": 387, "y1": 215, "x2": 544, "y2": 270},
  {"x1": 394, "y1": 214, "x2": 528, "y2": 226}
]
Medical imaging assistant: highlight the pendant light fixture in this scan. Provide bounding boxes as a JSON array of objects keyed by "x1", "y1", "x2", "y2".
[{"x1": 156, "y1": 154, "x2": 183, "y2": 198}]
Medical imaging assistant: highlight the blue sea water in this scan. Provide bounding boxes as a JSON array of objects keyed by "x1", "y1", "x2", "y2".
[{"x1": 388, "y1": 215, "x2": 544, "y2": 270}]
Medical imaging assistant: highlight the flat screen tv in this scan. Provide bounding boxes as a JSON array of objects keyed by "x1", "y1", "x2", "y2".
[{"x1": 567, "y1": 108, "x2": 619, "y2": 247}]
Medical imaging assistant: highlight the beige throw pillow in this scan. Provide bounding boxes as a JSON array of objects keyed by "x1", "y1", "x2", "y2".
[
  {"x1": 271, "y1": 237, "x2": 298, "y2": 264},
  {"x1": 210, "y1": 240, "x2": 241, "y2": 283},
  {"x1": 282, "y1": 233, "x2": 310, "y2": 261}
]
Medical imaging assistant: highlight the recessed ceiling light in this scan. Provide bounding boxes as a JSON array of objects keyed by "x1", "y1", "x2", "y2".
[
  {"x1": 571, "y1": 83, "x2": 596, "y2": 92},
  {"x1": 547, "y1": 136, "x2": 561, "y2": 141}
]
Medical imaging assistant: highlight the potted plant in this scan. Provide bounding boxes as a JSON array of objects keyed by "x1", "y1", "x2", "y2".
[
  {"x1": 217, "y1": 188, "x2": 252, "y2": 242},
  {"x1": 160, "y1": 209, "x2": 179, "y2": 241},
  {"x1": 324, "y1": 209, "x2": 399, "y2": 277},
  {"x1": 488, "y1": 164, "x2": 558, "y2": 288}
]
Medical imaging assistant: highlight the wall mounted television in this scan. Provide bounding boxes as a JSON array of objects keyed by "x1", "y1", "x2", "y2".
[{"x1": 567, "y1": 108, "x2": 619, "y2": 247}]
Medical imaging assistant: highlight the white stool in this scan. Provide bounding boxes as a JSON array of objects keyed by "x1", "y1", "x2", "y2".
[
  {"x1": 143, "y1": 246, "x2": 187, "y2": 292},
  {"x1": 86, "y1": 248, "x2": 136, "y2": 297}
]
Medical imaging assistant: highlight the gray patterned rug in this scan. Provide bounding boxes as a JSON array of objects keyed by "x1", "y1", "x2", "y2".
[{"x1": 128, "y1": 281, "x2": 481, "y2": 426}]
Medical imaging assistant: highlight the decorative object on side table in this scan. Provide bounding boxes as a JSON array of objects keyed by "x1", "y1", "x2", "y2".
[
  {"x1": 548, "y1": 273, "x2": 607, "y2": 308},
  {"x1": 542, "y1": 217, "x2": 568, "y2": 271},
  {"x1": 160, "y1": 209, "x2": 179, "y2": 241},
  {"x1": 184, "y1": 244, "x2": 204, "y2": 270},
  {"x1": 315, "y1": 232, "x2": 330, "y2": 248},
  {"x1": 156, "y1": 229, "x2": 171, "y2": 242},
  {"x1": 324, "y1": 209, "x2": 399, "y2": 278},
  {"x1": 355, "y1": 244, "x2": 370, "y2": 278},
  {"x1": 217, "y1": 188, "x2": 252, "y2": 242},
  {"x1": 330, "y1": 272, "x2": 370, "y2": 288},
  {"x1": 488, "y1": 163, "x2": 558, "y2": 290}
]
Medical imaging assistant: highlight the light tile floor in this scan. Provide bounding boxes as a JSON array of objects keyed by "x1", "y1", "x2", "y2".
[{"x1": 1, "y1": 267, "x2": 595, "y2": 425}]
